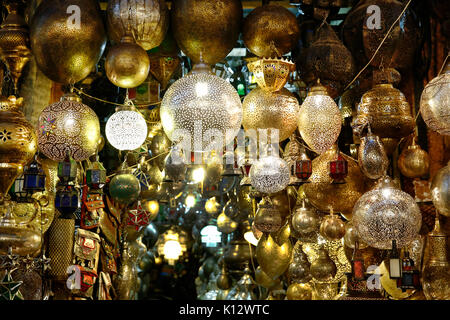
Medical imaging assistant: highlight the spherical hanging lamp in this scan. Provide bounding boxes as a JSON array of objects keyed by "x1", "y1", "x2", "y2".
[
  {"x1": 160, "y1": 62, "x2": 242, "y2": 152},
  {"x1": 105, "y1": 32, "x2": 150, "y2": 89},
  {"x1": 249, "y1": 146, "x2": 290, "y2": 194},
  {"x1": 242, "y1": 87, "x2": 300, "y2": 142},
  {"x1": 419, "y1": 61, "x2": 450, "y2": 135},
  {"x1": 297, "y1": 81, "x2": 342, "y2": 154},
  {"x1": 352, "y1": 176, "x2": 422, "y2": 250},
  {"x1": 37, "y1": 92, "x2": 100, "y2": 161},
  {"x1": 105, "y1": 97, "x2": 148, "y2": 151}
]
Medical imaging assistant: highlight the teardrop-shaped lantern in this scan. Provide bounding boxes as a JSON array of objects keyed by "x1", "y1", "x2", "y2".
[
  {"x1": 358, "y1": 126, "x2": 389, "y2": 179},
  {"x1": 297, "y1": 81, "x2": 342, "y2": 154},
  {"x1": 398, "y1": 139, "x2": 430, "y2": 179},
  {"x1": 298, "y1": 23, "x2": 356, "y2": 98}
]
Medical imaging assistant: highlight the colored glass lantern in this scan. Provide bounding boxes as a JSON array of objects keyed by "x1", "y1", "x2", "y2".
[
  {"x1": 57, "y1": 152, "x2": 77, "y2": 185},
  {"x1": 86, "y1": 155, "x2": 106, "y2": 190},
  {"x1": 240, "y1": 159, "x2": 253, "y2": 186},
  {"x1": 23, "y1": 160, "x2": 46, "y2": 193},
  {"x1": 328, "y1": 152, "x2": 348, "y2": 184},
  {"x1": 55, "y1": 187, "x2": 79, "y2": 217}
]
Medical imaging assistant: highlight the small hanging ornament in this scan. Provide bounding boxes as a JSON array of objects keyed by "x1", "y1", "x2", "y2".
[
  {"x1": 389, "y1": 240, "x2": 402, "y2": 279},
  {"x1": 398, "y1": 137, "x2": 430, "y2": 179},
  {"x1": 247, "y1": 57, "x2": 295, "y2": 92},
  {"x1": 291, "y1": 200, "x2": 319, "y2": 235},
  {"x1": 127, "y1": 200, "x2": 153, "y2": 231},
  {"x1": 85, "y1": 155, "x2": 106, "y2": 191},
  {"x1": 22, "y1": 157, "x2": 46, "y2": 194},
  {"x1": 310, "y1": 247, "x2": 337, "y2": 282},
  {"x1": 283, "y1": 135, "x2": 312, "y2": 186},
  {"x1": 319, "y1": 207, "x2": 345, "y2": 241},
  {"x1": 239, "y1": 158, "x2": 253, "y2": 186},
  {"x1": 328, "y1": 150, "x2": 348, "y2": 184},
  {"x1": 254, "y1": 197, "x2": 283, "y2": 234},
  {"x1": 163, "y1": 144, "x2": 187, "y2": 183},
  {"x1": 55, "y1": 154, "x2": 79, "y2": 217},
  {"x1": 287, "y1": 242, "x2": 312, "y2": 284},
  {"x1": 205, "y1": 150, "x2": 224, "y2": 185},
  {"x1": 249, "y1": 145, "x2": 290, "y2": 194},
  {"x1": 109, "y1": 163, "x2": 141, "y2": 206},
  {"x1": 286, "y1": 282, "x2": 312, "y2": 300},
  {"x1": 57, "y1": 152, "x2": 77, "y2": 185},
  {"x1": 397, "y1": 251, "x2": 420, "y2": 292},
  {"x1": 351, "y1": 240, "x2": 365, "y2": 281},
  {"x1": 358, "y1": 124, "x2": 389, "y2": 180},
  {"x1": 430, "y1": 161, "x2": 450, "y2": 217}
]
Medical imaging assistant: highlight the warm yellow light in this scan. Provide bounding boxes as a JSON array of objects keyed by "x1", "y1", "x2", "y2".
[
  {"x1": 244, "y1": 231, "x2": 259, "y2": 246},
  {"x1": 192, "y1": 167, "x2": 205, "y2": 183},
  {"x1": 195, "y1": 82, "x2": 209, "y2": 97},
  {"x1": 147, "y1": 200, "x2": 159, "y2": 215},
  {"x1": 185, "y1": 194, "x2": 196, "y2": 207},
  {"x1": 205, "y1": 197, "x2": 219, "y2": 214},
  {"x1": 163, "y1": 240, "x2": 183, "y2": 264}
]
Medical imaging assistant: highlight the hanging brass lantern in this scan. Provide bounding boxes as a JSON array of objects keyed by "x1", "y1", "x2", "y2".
[
  {"x1": 310, "y1": 247, "x2": 337, "y2": 282},
  {"x1": 171, "y1": 0, "x2": 242, "y2": 65},
  {"x1": 256, "y1": 231, "x2": 292, "y2": 279},
  {"x1": 286, "y1": 282, "x2": 313, "y2": 300},
  {"x1": 342, "y1": 0, "x2": 421, "y2": 71},
  {"x1": 297, "y1": 81, "x2": 342, "y2": 154},
  {"x1": 398, "y1": 139, "x2": 430, "y2": 179},
  {"x1": 320, "y1": 209, "x2": 346, "y2": 241},
  {"x1": 30, "y1": 0, "x2": 107, "y2": 84},
  {"x1": 254, "y1": 197, "x2": 283, "y2": 234},
  {"x1": 0, "y1": 2, "x2": 32, "y2": 92},
  {"x1": 358, "y1": 126, "x2": 389, "y2": 180},
  {"x1": 105, "y1": 32, "x2": 150, "y2": 89},
  {"x1": 243, "y1": 4, "x2": 300, "y2": 58},
  {"x1": 303, "y1": 144, "x2": 368, "y2": 220},
  {"x1": 107, "y1": 0, "x2": 169, "y2": 51},
  {"x1": 283, "y1": 135, "x2": 312, "y2": 186},
  {"x1": 247, "y1": 58, "x2": 295, "y2": 92},
  {"x1": 422, "y1": 216, "x2": 450, "y2": 300},
  {"x1": 297, "y1": 23, "x2": 356, "y2": 98},
  {"x1": 242, "y1": 87, "x2": 300, "y2": 143},
  {"x1": 0, "y1": 96, "x2": 37, "y2": 201},
  {"x1": 353, "y1": 82, "x2": 415, "y2": 139},
  {"x1": 431, "y1": 161, "x2": 450, "y2": 217}
]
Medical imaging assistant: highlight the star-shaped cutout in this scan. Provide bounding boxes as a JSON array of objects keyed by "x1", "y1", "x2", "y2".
[
  {"x1": 127, "y1": 203, "x2": 151, "y2": 230},
  {"x1": 0, "y1": 270, "x2": 24, "y2": 301}
]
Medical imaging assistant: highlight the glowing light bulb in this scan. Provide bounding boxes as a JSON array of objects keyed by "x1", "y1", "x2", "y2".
[
  {"x1": 192, "y1": 167, "x2": 205, "y2": 183},
  {"x1": 205, "y1": 197, "x2": 219, "y2": 215},
  {"x1": 185, "y1": 194, "x2": 196, "y2": 207},
  {"x1": 244, "y1": 231, "x2": 259, "y2": 246},
  {"x1": 146, "y1": 200, "x2": 159, "y2": 215},
  {"x1": 163, "y1": 240, "x2": 182, "y2": 264}
]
